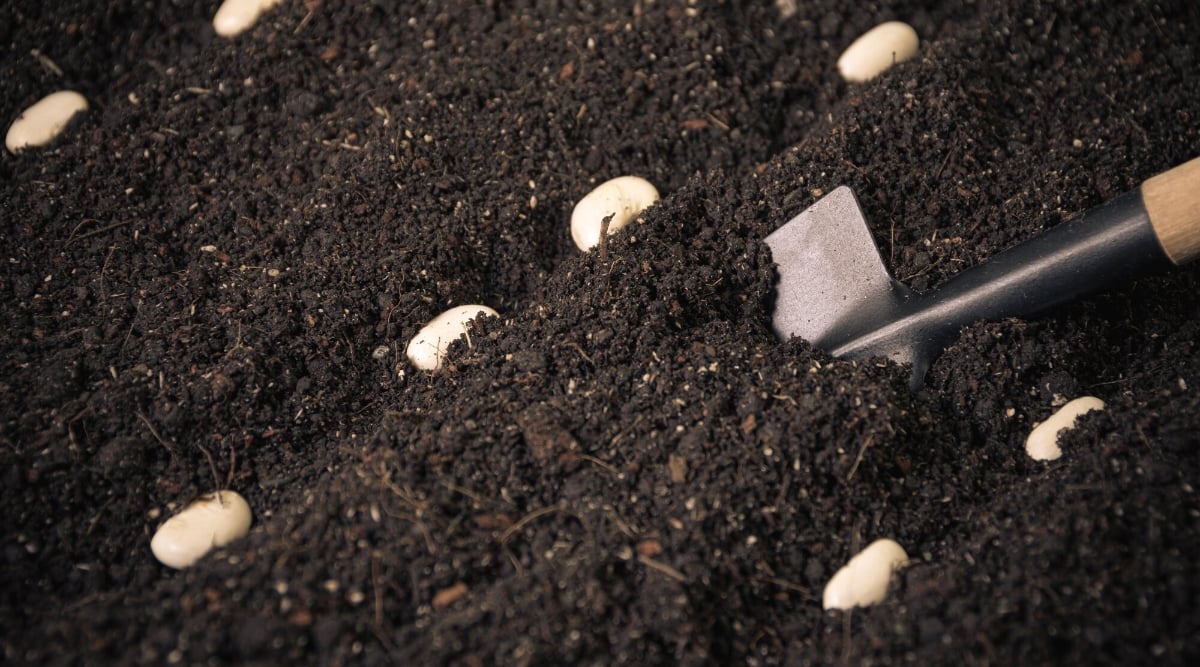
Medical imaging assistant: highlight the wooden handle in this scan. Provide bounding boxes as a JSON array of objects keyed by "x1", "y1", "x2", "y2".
[{"x1": 1142, "y1": 156, "x2": 1200, "y2": 265}]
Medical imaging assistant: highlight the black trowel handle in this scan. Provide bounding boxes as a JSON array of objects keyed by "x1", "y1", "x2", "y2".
[
  {"x1": 875, "y1": 156, "x2": 1200, "y2": 386},
  {"x1": 1142, "y1": 157, "x2": 1200, "y2": 265},
  {"x1": 916, "y1": 155, "x2": 1200, "y2": 329}
]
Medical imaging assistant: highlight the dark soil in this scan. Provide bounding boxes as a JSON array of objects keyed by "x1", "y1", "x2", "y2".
[{"x1": 3, "y1": 0, "x2": 1200, "y2": 664}]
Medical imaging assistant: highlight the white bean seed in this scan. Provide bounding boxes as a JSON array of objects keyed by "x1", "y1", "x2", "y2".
[
  {"x1": 837, "y1": 21, "x2": 919, "y2": 83},
  {"x1": 213, "y1": 0, "x2": 283, "y2": 38},
  {"x1": 150, "y1": 490, "x2": 253, "y2": 569},
  {"x1": 405, "y1": 305, "x2": 499, "y2": 371},
  {"x1": 570, "y1": 176, "x2": 660, "y2": 251},
  {"x1": 5, "y1": 91, "x2": 88, "y2": 153},
  {"x1": 822, "y1": 538, "x2": 909, "y2": 610},
  {"x1": 1025, "y1": 396, "x2": 1105, "y2": 461}
]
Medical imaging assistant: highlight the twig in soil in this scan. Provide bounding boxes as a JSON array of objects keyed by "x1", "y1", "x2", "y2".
[
  {"x1": 845, "y1": 433, "x2": 875, "y2": 481},
  {"x1": 600, "y1": 256, "x2": 624, "y2": 304},
  {"x1": 320, "y1": 139, "x2": 364, "y2": 151},
  {"x1": 223, "y1": 321, "x2": 250, "y2": 359},
  {"x1": 774, "y1": 472, "x2": 791, "y2": 510},
  {"x1": 440, "y1": 479, "x2": 487, "y2": 506},
  {"x1": 579, "y1": 453, "x2": 618, "y2": 476},
  {"x1": 890, "y1": 217, "x2": 896, "y2": 266},
  {"x1": 64, "y1": 218, "x2": 100, "y2": 243},
  {"x1": 500, "y1": 504, "x2": 561, "y2": 544},
  {"x1": 60, "y1": 591, "x2": 110, "y2": 614},
  {"x1": 705, "y1": 111, "x2": 730, "y2": 131},
  {"x1": 1135, "y1": 424, "x2": 1152, "y2": 450},
  {"x1": 898, "y1": 254, "x2": 944, "y2": 283},
  {"x1": 503, "y1": 548, "x2": 524, "y2": 576},
  {"x1": 226, "y1": 446, "x2": 237, "y2": 489},
  {"x1": 377, "y1": 466, "x2": 430, "y2": 511},
  {"x1": 757, "y1": 575, "x2": 810, "y2": 597},
  {"x1": 604, "y1": 507, "x2": 637, "y2": 538},
  {"x1": 934, "y1": 136, "x2": 959, "y2": 180},
  {"x1": 636, "y1": 554, "x2": 687, "y2": 582},
  {"x1": 598, "y1": 213, "x2": 613, "y2": 263},
  {"x1": 411, "y1": 516, "x2": 438, "y2": 555},
  {"x1": 65, "y1": 219, "x2": 135, "y2": 246},
  {"x1": 120, "y1": 300, "x2": 141, "y2": 354},
  {"x1": 86, "y1": 497, "x2": 116, "y2": 536},
  {"x1": 134, "y1": 411, "x2": 178, "y2": 463},
  {"x1": 377, "y1": 473, "x2": 438, "y2": 554},
  {"x1": 840, "y1": 612, "x2": 853, "y2": 665},
  {"x1": 98, "y1": 245, "x2": 116, "y2": 302},
  {"x1": 849, "y1": 517, "x2": 864, "y2": 554},
  {"x1": 371, "y1": 553, "x2": 384, "y2": 630},
  {"x1": 563, "y1": 341, "x2": 594, "y2": 366},
  {"x1": 295, "y1": 0, "x2": 321, "y2": 35},
  {"x1": 30, "y1": 49, "x2": 64, "y2": 77},
  {"x1": 195, "y1": 441, "x2": 225, "y2": 504}
]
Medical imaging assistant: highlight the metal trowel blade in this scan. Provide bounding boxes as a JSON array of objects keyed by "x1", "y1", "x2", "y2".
[{"x1": 765, "y1": 186, "x2": 916, "y2": 370}]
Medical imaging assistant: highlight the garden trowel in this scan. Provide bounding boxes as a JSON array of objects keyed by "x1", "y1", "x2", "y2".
[{"x1": 766, "y1": 157, "x2": 1200, "y2": 388}]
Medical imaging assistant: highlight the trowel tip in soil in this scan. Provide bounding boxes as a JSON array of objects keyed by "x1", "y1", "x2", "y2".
[{"x1": 766, "y1": 186, "x2": 922, "y2": 380}]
